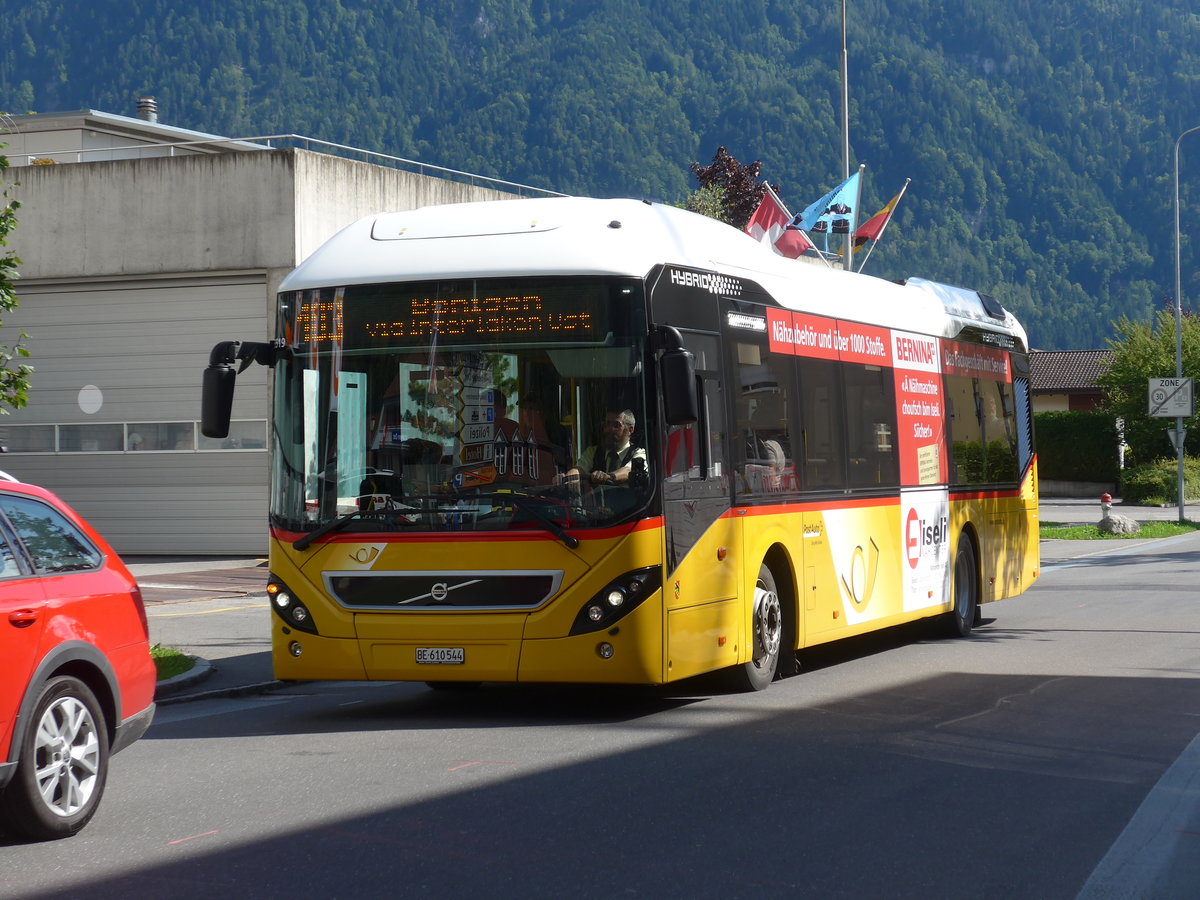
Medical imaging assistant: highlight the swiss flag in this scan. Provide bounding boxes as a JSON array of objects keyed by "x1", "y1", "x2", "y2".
[{"x1": 745, "y1": 190, "x2": 814, "y2": 259}]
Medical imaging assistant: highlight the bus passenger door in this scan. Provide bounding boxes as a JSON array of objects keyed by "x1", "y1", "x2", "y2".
[{"x1": 663, "y1": 333, "x2": 740, "y2": 681}]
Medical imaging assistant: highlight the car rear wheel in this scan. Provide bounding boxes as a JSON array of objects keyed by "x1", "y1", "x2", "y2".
[{"x1": 0, "y1": 676, "x2": 110, "y2": 840}]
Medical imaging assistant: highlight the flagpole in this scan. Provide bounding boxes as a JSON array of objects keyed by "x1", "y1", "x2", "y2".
[
  {"x1": 846, "y1": 163, "x2": 864, "y2": 273},
  {"x1": 840, "y1": 0, "x2": 852, "y2": 270},
  {"x1": 856, "y1": 178, "x2": 910, "y2": 273},
  {"x1": 763, "y1": 183, "x2": 790, "y2": 214}
]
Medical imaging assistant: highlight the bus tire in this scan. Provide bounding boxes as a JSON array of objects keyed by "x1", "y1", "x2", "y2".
[
  {"x1": 946, "y1": 536, "x2": 979, "y2": 638},
  {"x1": 728, "y1": 564, "x2": 783, "y2": 692}
]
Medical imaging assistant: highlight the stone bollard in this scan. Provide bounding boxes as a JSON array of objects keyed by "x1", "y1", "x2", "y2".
[{"x1": 1098, "y1": 491, "x2": 1140, "y2": 535}]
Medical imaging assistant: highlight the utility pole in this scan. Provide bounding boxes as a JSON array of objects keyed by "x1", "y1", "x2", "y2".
[
  {"x1": 840, "y1": 0, "x2": 852, "y2": 272},
  {"x1": 1173, "y1": 125, "x2": 1200, "y2": 522}
]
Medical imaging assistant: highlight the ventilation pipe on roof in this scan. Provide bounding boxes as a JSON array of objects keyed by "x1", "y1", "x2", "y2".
[{"x1": 136, "y1": 96, "x2": 158, "y2": 123}]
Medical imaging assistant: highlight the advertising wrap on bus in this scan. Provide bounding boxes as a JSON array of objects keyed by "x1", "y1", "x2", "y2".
[{"x1": 201, "y1": 197, "x2": 1039, "y2": 694}]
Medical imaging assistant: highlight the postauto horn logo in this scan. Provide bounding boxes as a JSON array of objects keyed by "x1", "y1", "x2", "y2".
[{"x1": 905, "y1": 507, "x2": 948, "y2": 570}]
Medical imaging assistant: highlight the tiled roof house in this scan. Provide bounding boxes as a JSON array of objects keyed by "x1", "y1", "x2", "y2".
[{"x1": 1029, "y1": 349, "x2": 1112, "y2": 411}]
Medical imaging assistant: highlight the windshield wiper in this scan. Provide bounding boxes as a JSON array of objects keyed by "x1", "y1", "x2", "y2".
[
  {"x1": 510, "y1": 496, "x2": 579, "y2": 549},
  {"x1": 293, "y1": 508, "x2": 369, "y2": 551}
]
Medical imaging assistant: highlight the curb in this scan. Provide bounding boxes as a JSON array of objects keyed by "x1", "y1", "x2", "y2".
[
  {"x1": 153, "y1": 654, "x2": 289, "y2": 706},
  {"x1": 157, "y1": 678, "x2": 289, "y2": 706},
  {"x1": 154, "y1": 655, "x2": 214, "y2": 700}
]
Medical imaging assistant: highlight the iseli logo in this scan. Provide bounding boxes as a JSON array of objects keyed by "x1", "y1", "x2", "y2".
[{"x1": 905, "y1": 508, "x2": 947, "y2": 570}]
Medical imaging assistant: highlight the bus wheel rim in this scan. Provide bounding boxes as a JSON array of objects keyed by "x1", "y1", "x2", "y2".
[{"x1": 753, "y1": 583, "x2": 782, "y2": 665}]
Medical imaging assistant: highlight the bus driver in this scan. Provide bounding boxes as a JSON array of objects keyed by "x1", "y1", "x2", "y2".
[{"x1": 566, "y1": 409, "x2": 646, "y2": 487}]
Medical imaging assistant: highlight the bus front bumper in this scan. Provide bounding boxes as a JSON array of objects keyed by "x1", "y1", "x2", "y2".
[{"x1": 271, "y1": 594, "x2": 664, "y2": 685}]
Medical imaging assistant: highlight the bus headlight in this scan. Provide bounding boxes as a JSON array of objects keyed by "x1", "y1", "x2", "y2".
[
  {"x1": 570, "y1": 566, "x2": 662, "y2": 635},
  {"x1": 268, "y1": 575, "x2": 320, "y2": 635}
]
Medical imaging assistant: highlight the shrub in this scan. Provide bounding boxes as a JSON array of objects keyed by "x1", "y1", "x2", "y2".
[
  {"x1": 1034, "y1": 410, "x2": 1120, "y2": 482},
  {"x1": 1118, "y1": 457, "x2": 1200, "y2": 505}
]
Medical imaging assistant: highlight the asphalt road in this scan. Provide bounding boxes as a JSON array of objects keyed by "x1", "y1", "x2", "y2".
[{"x1": 2, "y1": 530, "x2": 1198, "y2": 898}]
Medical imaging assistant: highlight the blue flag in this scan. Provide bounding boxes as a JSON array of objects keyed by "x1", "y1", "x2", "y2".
[{"x1": 791, "y1": 171, "x2": 861, "y2": 234}]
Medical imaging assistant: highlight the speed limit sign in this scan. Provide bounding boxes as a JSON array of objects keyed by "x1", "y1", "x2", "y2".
[{"x1": 1148, "y1": 377, "x2": 1194, "y2": 417}]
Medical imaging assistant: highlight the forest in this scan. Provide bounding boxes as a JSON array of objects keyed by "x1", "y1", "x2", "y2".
[{"x1": 3, "y1": 0, "x2": 1200, "y2": 350}]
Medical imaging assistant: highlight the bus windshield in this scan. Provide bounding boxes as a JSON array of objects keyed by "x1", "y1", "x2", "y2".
[{"x1": 270, "y1": 276, "x2": 652, "y2": 536}]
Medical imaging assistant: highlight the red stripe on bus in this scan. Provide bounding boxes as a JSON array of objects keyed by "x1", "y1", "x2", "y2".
[
  {"x1": 727, "y1": 495, "x2": 899, "y2": 518},
  {"x1": 270, "y1": 516, "x2": 665, "y2": 545}
]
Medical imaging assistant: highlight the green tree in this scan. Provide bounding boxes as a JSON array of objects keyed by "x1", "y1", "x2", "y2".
[
  {"x1": 1097, "y1": 309, "x2": 1200, "y2": 464},
  {"x1": 0, "y1": 147, "x2": 32, "y2": 413},
  {"x1": 687, "y1": 146, "x2": 777, "y2": 229},
  {"x1": 682, "y1": 183, "x2": 729, "y2": 222}
]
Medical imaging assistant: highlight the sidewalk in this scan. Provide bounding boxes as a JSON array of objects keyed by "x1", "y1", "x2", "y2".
[
  {"x1": 125, "y1": 556, "x2": 269, "y2": 606},
  {"x1": 1038, "y1": 496, "x2": 1200, "y2": 525},
  {"x1": 126, "y1": 556, "x2": 275, "y2": 703}
]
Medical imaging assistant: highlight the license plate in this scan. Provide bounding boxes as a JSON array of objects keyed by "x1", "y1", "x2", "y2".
[{"x1": 416, "y1": 647, "x2": 465, "y2": 665}]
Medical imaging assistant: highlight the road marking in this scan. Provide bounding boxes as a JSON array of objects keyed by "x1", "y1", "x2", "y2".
[
  {"x1": 448, "y1": 760, "x2": 516, "y2": 772},
  {"x1": 1042, "y1": 533, "x2": 1200, "y2": 573},
  {"x1": 1076, "y1": 730, "x2": 1200, "y2": 898},
  {"x1": 148, "y1": 604, "x2": 267, "y2": 617},
  {"x1": 168, "y1": 830, "x2": 220, "y2": 845},
  {"x1": 153, "y1": 695, "x2": 290, "y2": 724}
]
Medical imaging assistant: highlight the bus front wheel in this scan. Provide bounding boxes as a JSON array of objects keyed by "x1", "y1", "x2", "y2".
[
  {"x1": 728, "y1": 565, "x2": 782, "y2": 691},
  {"x1": 946, "y1": 537, "x2": 979, "y2": 638}
]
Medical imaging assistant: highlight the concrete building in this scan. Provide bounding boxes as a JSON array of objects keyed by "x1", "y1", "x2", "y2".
[{"x1": 1, "y1": 106, "x2": 545, "y2": 554}]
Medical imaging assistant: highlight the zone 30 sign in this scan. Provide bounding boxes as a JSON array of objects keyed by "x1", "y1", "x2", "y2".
[{"x1": 1148, "y1": 377, "x2": 1194, "y2": 418}]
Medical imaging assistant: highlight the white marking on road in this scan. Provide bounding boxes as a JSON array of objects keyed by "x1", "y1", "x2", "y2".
[
  {"x1": 152, "y1": 695, "x2": 292, "y2": 725},
  {"x1": 1076, "y1": 730, "x2": 1200, "y2": 898}
]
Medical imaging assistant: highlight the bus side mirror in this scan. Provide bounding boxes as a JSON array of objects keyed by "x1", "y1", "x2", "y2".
[
  {"x1": 201, "y1": 363, "x2": 236, "y2": 439},
  {"x1": 661, "y1": 347, "x2": 698, "y2": 426},
  {"x1": 201, "y1": 339, "x2": 282, "y2": 439}
]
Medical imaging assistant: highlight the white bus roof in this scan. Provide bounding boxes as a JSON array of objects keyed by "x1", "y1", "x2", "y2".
[{"x1": 279, "y1": 197, "x2": 1027, "y2": 347}]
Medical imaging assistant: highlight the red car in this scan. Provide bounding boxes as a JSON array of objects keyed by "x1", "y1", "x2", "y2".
[{"x1": 0, "y1": 480, "x2": 155, "y2": 840}]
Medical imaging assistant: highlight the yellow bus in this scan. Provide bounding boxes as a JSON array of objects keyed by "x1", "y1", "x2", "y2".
[{"x1": 202, "y1": 197, "x2": 1038, "y2": 691}]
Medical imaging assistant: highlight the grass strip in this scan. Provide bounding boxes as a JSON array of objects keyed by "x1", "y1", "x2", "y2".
[
  {"x1": 151, "y1": 643, "x2": 196, "y2": 681},
  {"x1": 1039, "y1": 520, "x2": 1200, "y2": 540}
]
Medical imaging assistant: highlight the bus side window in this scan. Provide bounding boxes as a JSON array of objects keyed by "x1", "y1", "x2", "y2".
[
  {"x1": 983, "y1": 379, "x2": 1019, "y2": 482},
  {"x1": 946, "y1": 373, "x2": 985, "y2": 483},
  {"x1": 1014, "y1": 376, "x2": 1034, "y2": 476},
  {"x1": 700, "y1": 376, "x2": 725, "y2": 480},
  {"x1": 733, "y1": 339, "x2": 796, "y2": 498},
  {"x1": 844, "y1": 363, "x2": 899, "y2": 488},
  {"x1": 797, "y1": 358, "x2": 845, "y2": 490},
  {"x1": 664, "y1": 330, "x2": 725, "y2": 499}
]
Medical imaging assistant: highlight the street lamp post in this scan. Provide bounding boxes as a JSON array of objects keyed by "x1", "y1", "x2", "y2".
[{"x1": 1172, "y1": 125, "x2": 1200, "y2": 523}]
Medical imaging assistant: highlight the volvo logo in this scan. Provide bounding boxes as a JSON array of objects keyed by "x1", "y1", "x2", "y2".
[{"x1": 399, "y1": 578, "x2": 483, "y2": 605}]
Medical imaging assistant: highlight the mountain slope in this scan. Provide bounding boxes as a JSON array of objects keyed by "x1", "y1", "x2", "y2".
[{"x1": 3, "y1": 0, "x2": 1199, "y2": 350}]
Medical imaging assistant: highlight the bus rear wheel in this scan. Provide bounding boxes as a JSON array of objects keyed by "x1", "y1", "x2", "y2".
[
  {"x1": 946, "y1": 537, "x2": 979, "y2": 638},
  {"x1": 728, "y1": 565, "x2": 782, "y2": 692}
]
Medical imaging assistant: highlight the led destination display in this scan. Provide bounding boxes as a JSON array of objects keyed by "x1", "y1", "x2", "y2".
[{"x1": 290, "y1": 281, "x2": 615, "y2": 348}]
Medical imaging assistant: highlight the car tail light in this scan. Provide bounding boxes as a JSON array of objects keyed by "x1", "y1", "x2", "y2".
[{"x1": 131, "y1": 583, "x2": 150, "y2": 637}]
